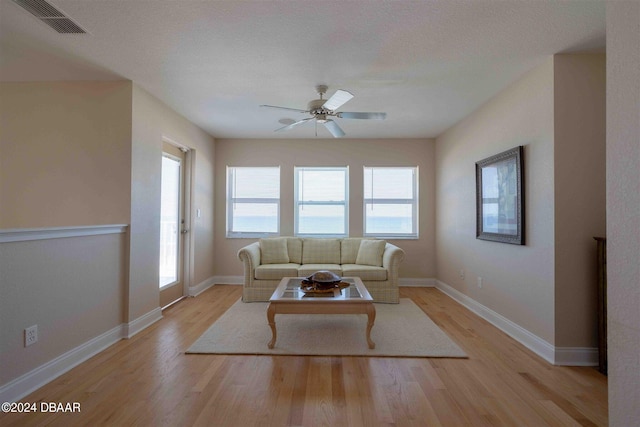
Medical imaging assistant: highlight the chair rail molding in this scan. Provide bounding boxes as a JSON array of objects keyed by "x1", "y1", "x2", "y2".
[{"x1": 0, "y1": 224, "x2": 128, "y2": 243}]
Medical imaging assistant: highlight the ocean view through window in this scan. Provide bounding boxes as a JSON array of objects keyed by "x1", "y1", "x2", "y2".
[
  {"x1": 364, "y1": 166, "x2": 418, "y2": 238},
  {"x1": 227, "y1": 166, "x2": 280, "y2": 237},
  {"x1": 295, "y1": 166, "x2": 348, "y2": 237}
]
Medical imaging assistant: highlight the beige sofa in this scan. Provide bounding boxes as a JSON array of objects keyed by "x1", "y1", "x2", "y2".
[{"x1": 238, "y1": 237, "x2": 405, "y2": 303}]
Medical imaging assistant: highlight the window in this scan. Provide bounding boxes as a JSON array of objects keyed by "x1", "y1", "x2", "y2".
[
  {"x1": 295, "y1": 167, "x2": 348, "y2": 237},
  {"x1": 227, "y1": 167, "x2": 280, "y2": 237},
  {"x1": 364, "y1": 167, "x2": 418, "y2": 238}
]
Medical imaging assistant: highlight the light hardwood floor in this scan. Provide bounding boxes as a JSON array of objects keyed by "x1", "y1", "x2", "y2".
[{"x1": 0, "y1": 285, "x2": 607, "y2": 426}]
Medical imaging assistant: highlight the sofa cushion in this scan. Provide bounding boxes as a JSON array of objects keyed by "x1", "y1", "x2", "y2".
[
  {"x1": 286, "y1": 237, "x2": 303, "y2": 264},
  {"x1": 356, "y1": 239, "x2": 386, "y2": 267},
  {"x1": 341, "y1": 264, "x2": 388, "y2": 281},
  {"x1": 341, "y1": 238, "x2": 365, "y2": 264},
  {"x1": 255, "y1": 263, "x2": 300, "y2": 280},
  {"x1": 302, "y1": 238, "x2": 341, "y2": 264},
  {"x1": 298, "y1": 264, "x2": 342, "y2": 277},
  {"x1": 260, "y1": 238, "x2": 289, "y2": 264}
]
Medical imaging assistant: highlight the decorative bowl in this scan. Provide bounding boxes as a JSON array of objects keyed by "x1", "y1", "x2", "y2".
[
  {"x1": 306, "y1": 270, "x2": 341, "y2": 283},
  {"x1": 300, "y1": 270, "x2": 348, "y2": 294}
]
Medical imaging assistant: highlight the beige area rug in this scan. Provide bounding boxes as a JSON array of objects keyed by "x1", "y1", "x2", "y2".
[{"x1": 187, "y1": 298, "x2": 467, "y2": 358}]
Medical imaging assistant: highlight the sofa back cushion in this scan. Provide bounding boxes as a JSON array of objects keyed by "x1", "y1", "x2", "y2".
[
  {"x1": 341, "y1": 238, "x2": 365, "y2": 264},
  {"x1": 286, "y1": 237, "x2": 303, "y2": 264},
  {"x1": 302, "y1": 238, "x2": 341, "y2": 264},
  {"x1": 259, "y1": 238, "x2": 289, "y2": 264},
  {"x1": 356, "y1": 239, "x2": 386, "y2": 267}
]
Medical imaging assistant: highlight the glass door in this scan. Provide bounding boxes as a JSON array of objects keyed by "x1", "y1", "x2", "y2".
[{"x1": 159, "y1": 143, "x2": 186, "y2": 307}]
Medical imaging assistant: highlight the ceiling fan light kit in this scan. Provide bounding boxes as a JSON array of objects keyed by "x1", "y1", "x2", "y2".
[{"x1": 260, "y1": 85, "x2": 387, "y2": 138}]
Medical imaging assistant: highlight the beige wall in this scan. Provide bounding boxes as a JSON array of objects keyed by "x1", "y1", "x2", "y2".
[
  {"x1": 606, "y1": 2, "x2": 640, "y2": 424},
  {"x1": 0, "y1": 81, "x2": 216, "y2": 393},
  {"x1": 553, "y1": 54, "x2": 606, "y2": 347},
  {"x1": 0, "y1": 232, "x2": 127, "y2": 385},
  {"x1": 0, "y1": 82, "x2": 132, "y2": 228},
  {"x1": 435, "y1": 54, "x2": 606, "y2": 348},
  {"x1": 435, "y1": 58, "x2": 557, "y2": 343},
  {"x1": 129, "y1": 85, "x2": 215, "y2": 321},
  {"x1": 0, "y1": 82, "x2": 132, "y2": 390},
  {"x1": 214, "y1": 138, "x2": 435, "y2": 280},
  {"x1": 436, "y1": 54, "x2": 606, "y2": 349}
]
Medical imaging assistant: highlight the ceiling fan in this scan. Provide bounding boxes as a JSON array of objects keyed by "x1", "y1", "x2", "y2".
[{"x1": 260, "y1": 85, "x2": 387, "y2": 138}]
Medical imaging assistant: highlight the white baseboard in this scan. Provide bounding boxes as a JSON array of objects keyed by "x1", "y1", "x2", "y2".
[
  {"x1": 554, "y1": 347, "x2": 599, "y2": 366},
  {"x1": 0, "y1": 324, "x2": 124, "y2": 403},
  {"x1": 197, "y1": 276, "x2": 434, "y2": 288},
  {"x1": 188, "y1": 277, "x2": 435, "y2": 292},
  {"x1": 435, "y1": 280, "x2": 597, "y2": 366},
  {"x1": 125, "y1": 307, "x2": 163, "y2": 338},
  {"x1": 1, "y1": 307, "x2": 164, "y2": 403},
  {"x1": 188, "y1": 276, "x2": 243, "y2": 297},
  {"x1": 212, "y1": 276, "x2": 243, "y2": 285},
  {"x1": 189, "y1": 276, "x2": 215, "y2": 296},
  {"x1": 399, "y1": 278, "x2": 436, "y2": 287}
]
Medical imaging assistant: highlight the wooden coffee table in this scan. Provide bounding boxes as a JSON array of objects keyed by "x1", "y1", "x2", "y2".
[{"x1": 267, "y1": 277, "x2": 376, "y2": 349}]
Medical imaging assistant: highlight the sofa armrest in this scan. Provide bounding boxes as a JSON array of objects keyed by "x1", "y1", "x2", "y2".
[
  {"x1": 238, "y1": 241, "x2": 261, "y2": 286},
  {"x1": 382, "y1": 243, "x2": 405, "y2": 284}
]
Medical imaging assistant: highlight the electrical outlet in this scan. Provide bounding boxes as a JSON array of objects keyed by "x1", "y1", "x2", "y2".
[
  {"x1": 459, "y1": 269, "x2": 465, "y2": 280},
  {"x1": 25, "y1": 325, "x2": 38, "y2": 347},
  {"x1": 477, "y1": 277, "x2": 483, "y2": 289}
]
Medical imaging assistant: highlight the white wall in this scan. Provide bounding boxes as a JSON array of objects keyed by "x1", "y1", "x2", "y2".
[
  {"x1": 606, "y1": 2, "x2": 640, "y2": 424},
  {"x1": 214, "y1": 138, "x2": 435, "y2": 282}
]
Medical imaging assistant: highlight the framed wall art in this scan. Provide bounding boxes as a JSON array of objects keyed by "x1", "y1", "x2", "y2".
[{"x1": 476, "y1": 146, "x2": 524, "y2": 245}]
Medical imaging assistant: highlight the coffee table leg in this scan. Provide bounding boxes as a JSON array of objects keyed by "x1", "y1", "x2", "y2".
[
  {"x1": 267, "y1": 303, "x2": 277, "y2": 349},
  {"x1": 365, "y1": 304, "x2": 376, "y2": 349}
]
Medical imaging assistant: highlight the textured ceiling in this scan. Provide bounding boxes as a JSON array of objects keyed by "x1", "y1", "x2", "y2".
[{"x1": 0, "y1": 0, "x2": 606, "y2": 139}]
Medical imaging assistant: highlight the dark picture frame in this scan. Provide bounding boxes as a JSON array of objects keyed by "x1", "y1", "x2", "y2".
[{"x1": 476, "y1": 146, "x2": 524, "y2": 245}]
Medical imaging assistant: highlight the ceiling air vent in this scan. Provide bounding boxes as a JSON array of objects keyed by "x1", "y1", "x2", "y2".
[{"x1": 12, "y1": 0, "x2": 87, "y2": 34}]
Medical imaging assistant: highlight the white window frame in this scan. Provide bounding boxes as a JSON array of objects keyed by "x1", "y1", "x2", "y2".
[
  {"x1": 294, "y1": 166, "x2": 349, "y2": 238},
  {"x1": 226, "y1": 166, "x2": 280, "y2": 238},
  {"x1": 363, "y1": 166, "x2": 418, "y2": 239}
]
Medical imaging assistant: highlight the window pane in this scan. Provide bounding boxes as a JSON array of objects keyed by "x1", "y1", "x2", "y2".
[
  {"x1": 298, "y1": 205, "x2": 345, "y2": 234},
  {"x1": 365, "y1": 203, "x2": 413, "y2": 234},
  {"x1": 227, "y1": 167, "x2": 280, "y2": 236},
  {"x1": 364, "y1": 168, "x2": 414, "y2": 198},
  {"x1": 298, "y1": 169, "x2": 346, "y2": 201},
  {"x1": 232, "y1": 167, "x2": 280, "y2": 198},
  {"x1": 160, "y1": 156, "x2": 180, "y2": 287},
  {"x1": 231, "y1": 203, "x2": 279, "y2": 233},
  {"x1": 295, "y1": 167, "x2": 348, "y2": 236},
  {"x1": 364, "y1": 166, "x2": 418, "y2": 237}
]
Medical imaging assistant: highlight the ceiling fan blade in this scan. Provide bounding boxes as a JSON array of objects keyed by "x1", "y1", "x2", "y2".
[
  {"x1": 337, "y1": 112, "x2": 387, "y2": 120},
  {"x1": 274, "y1": 117, "x2": 315, "y2": 132},
  {"x1": 322, "y1": 89, "x2": 354, "y2": 111},
  {"x1": 323, "y1": 120, "x2": 345, "y2": 138},
  {"x1": 260, "y1": 104, "x2": 309, "y2": 113}
]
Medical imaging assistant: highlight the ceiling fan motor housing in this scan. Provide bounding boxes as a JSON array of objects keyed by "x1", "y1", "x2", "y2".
[
  {"x1": 307, "y1": 98, "x2": 327, "y2": 112},
  {"x1": 307, "y1": 99, "x2": 332, "y2": 122}
]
